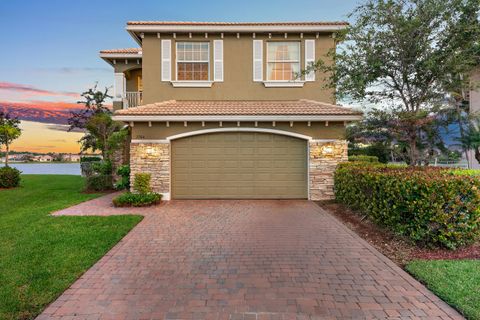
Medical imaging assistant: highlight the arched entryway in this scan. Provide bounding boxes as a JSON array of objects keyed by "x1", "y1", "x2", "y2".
[{"x1": 170, "y1": 130, "x2": 308, "y2": 199}]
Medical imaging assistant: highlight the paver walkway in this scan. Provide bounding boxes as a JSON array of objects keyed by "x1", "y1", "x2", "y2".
[{"x1": 39, "y1": 197, "x2": 463, "y2": 319}]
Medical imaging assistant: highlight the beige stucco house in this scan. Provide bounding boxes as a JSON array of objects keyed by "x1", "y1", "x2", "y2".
[{"x1": 101, "y1": 21, "x2": 362, "y2": 200}]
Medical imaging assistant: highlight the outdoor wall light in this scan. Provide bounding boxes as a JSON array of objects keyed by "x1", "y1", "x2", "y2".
[
  {"x1": 321, "y1": 145, "x2": 335, "y2": 156},
  {"x1": 145, "y1": 146, "x2": 156, "y2": 155}
]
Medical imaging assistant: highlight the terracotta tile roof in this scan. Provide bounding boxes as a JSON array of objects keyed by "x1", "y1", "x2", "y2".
[
  {"x1": 127, "y1": 21, "x2": 349, "y2": 26},
  {"x1": 115, "y1": 100, "x2": 362, "y2": 116},
  {"x1": 99, "y1": 48, "x2": 142, "y2": 54}
]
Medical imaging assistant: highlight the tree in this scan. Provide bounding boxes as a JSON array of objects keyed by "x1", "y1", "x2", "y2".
[
  {"x1": 79, "y1": 113, "x2": 125, "y2": 159},
  {"x1": 0, "y1": 112, "x2": 21, "y2": 166},
  {"x1": 68, "y1": 84, "x2": 127, "y2": 159},
  {"x1": 347, "y1": 108, "x2": 447, "y2": 164},
  {"x1": 68, "y1": 84, "x2": 112, "y2": 131},
  {"x1": 306, "y1": 0, "x2": 480, "y2": 165}
]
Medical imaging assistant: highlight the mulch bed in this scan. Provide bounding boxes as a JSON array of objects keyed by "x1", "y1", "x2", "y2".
[{"x1": 316, "y1": 201, "x2": 480, "y2": 267}]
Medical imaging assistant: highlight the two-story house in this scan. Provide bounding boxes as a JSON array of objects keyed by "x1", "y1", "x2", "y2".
[{"x1": 100, "y1": 21, "x2": 362, "y2": 201}]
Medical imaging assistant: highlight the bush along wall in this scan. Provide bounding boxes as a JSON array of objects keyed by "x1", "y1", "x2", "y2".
[
  {"x1": 112, "y1": 172, "x2": 161, "y2": 207},
  {"x1": 334, "y1": 163, "x2": 480, "y2": 249}
]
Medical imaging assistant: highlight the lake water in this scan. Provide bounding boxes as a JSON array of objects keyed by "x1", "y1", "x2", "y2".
[{"x1": 2, "y1": 163, "x2": 81, "y2": 175}]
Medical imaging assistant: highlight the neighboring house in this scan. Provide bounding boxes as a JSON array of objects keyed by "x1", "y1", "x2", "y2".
[
  {"x1": 101, "y1": 21, "x2": 362, "y2": 200},
  {"x1": 64, "y1": 154, "x2": 81, "y2": 162},
  {"x1": 6, "y1": 154, "x2": 29, "y2": 162},
  {"x1": 33, "y1": 155, "x2": 54, "y2": 162}
]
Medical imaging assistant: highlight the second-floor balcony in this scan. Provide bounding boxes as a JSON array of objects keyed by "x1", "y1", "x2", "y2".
[{"x1": 125, "y1": 91, "x2": 143, "y2": 108}]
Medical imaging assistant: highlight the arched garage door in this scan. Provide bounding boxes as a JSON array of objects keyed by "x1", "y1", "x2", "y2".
[{"x1": 171, "y1": 132, "x2": 308, "y2": 199}]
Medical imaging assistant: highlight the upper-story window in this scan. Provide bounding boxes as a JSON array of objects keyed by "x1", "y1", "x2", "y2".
[
  {"x1": 266, "y1": 42, "x2": 300, "y2": 81},
  {"x1": 176, "y1": 42, "x2": 209, "y2": 81}
]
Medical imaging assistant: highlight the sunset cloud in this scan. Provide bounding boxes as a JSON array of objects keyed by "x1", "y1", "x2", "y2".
[
  {"x1": 0, "y1": 81, "x2": 79, "y2": 98},
  {"x1": 0, "y1": 100, "x2": 81, "y2": 111},
  {"x1": 0, "y1": 100, "x2": 112, "y2": 126}
]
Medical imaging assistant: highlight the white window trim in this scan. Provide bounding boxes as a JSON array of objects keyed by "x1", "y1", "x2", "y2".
[
  {"x1": 170, "y1": 81, "x2": 214, "y2": 88},
  {"x1": 263, "y1": 81, "x2": 305, "y2": 87},
  {"x1": 266, "y1": 41, "x2": 301, "y2": 82},
  {"x1": 175, "y1": 41, "x2": 210, "y2": 82}
]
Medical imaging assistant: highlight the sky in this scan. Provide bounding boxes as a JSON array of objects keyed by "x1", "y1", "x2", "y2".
[{"x1": 0, "y1": 0, "x2": 361, "y2": 153}]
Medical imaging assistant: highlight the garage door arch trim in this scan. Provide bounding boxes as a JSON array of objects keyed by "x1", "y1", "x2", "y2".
[{"x1": 166, "y1": 127, "x2": 312, "y2": 141}]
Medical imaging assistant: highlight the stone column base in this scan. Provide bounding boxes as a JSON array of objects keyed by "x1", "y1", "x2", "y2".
[
  {"x1": 129, "y1": 142, "x2": 170, "y2": 198},
  {"x1": 309, "y1": 140, "x2": 348, "y2": 201}
]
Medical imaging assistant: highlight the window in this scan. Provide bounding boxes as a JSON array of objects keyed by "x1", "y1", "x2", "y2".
[
  {"x1": 267, "y1": 42, "x2": 300, "y2": 81},
  {"x1": 176, "y1": 42, "x2": 209, "y2": 81}
]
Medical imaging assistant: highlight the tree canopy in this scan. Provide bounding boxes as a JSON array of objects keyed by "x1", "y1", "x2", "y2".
[
  {"x1": 309, "y1": 0, "x2": 480, "y2": 164},
  {"x1": 0, "y1": 112, "x2": 22, "y2": 166}
]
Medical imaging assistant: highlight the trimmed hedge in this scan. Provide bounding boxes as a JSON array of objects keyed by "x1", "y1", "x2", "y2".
[
  {"x1": 348, "y1": 155, "x2": 379, "y2": 163},
  {"x1": 0, "y1": 166, "x2": 21, "y2": 188},
  {"x1": 113, "y1": 192, "x2": 162, "y2": 207},
  {"x1": 334, "y1": 163, "x2": 480, "y2": 249}
]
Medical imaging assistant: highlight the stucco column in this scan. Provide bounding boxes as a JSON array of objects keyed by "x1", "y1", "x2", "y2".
[
  {"x1": 309, "y1": 140, "x2": 348, "y2": 201},
  {"x1": 129, "y1": 142, "x2": 170, "y2": 200},
  {"x1": 114, "y1": 72, "x2": 127, "y2": 108}
]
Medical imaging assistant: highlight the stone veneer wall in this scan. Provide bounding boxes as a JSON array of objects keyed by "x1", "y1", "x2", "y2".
[
  {"x1": 129, "y1": 143, "x2": 170, "y2": 196},
  {"x1": 309, "y1": 140, "x2": 348, "y2": 200}
]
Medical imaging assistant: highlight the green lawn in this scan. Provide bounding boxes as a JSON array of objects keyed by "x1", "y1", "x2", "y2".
[
  {"x1": 0, "y1": 175, "x2": 142, "y2": 320},
  {"x1": 406, "y1": 260, "x2": 480, "y2": 320}
]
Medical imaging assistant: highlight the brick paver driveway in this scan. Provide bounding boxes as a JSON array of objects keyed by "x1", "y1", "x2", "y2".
[{"x1": 39, "y1": 200, "x2": 462, "y2": 319}]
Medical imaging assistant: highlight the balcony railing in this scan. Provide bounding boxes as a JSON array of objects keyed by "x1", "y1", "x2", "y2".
[{"x1": 125, "y1": 91, "x2": 142, "y2": 108}]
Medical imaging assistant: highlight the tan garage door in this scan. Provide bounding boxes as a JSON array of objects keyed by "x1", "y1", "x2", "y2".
[{"x1": 171, "y1": 132, "x2": 308, "y2": 199}]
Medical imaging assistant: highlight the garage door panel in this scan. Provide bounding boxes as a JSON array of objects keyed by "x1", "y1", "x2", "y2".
[{"x1": 172, "y1": 132, "x2": 307, "y2": 199}]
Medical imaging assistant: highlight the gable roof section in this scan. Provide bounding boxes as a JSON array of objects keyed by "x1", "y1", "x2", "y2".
[{"x1": 113, "y1": 100, "x2": 362, "y2": 122}]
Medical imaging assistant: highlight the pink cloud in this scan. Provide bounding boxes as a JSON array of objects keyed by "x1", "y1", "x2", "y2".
[
  {"x1": 0, "y1": 81, "x2": 79, "y2": 98},
  {"x1": 0, "y1": 100, "x2": 81, "y2": 111},
  {"x1": 0, "y1": 100, "x2": 112, "y2": 111}
]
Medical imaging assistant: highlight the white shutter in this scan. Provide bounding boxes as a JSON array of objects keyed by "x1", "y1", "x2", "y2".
[
  {"x1": 253, "y1": 40, "x2": 263, "y2": 82},
  {"x1": 161, "y1": 39, "x2": 171, "y2": 81},
  {"x1": 213, "y1": 40, "x2": 224, "y2": 82},
  {"x1": 304, "y1": 39, "x2": 316, "y2": 81},
  {"x1": 113, "y1": 73, "x2": 125, "y2": 100}
]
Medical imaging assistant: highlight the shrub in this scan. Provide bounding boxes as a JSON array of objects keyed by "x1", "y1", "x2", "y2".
[
  {"x1": 115, "y1": 165, "x2": 130, "y2": 190},
  {"x1": 0, "y1": 166, "x2": 21, "y2": 188},
  {"x1": 349, "y1": 143, "x2": 389, "y2": 163},
  {"x1": 450, "y1": 169, "x2": 480, "y2": 176},
  {"x1": 133, "y1": 173, "x2": 152, "y2": 194},
  {"x1": 348, "y1": 155, "x2": 379, "y2": 163},
  {"x1": 334, "y1": 162, "x2": 480, "y2": 249},
  {"x1": 80, "y1": 162, "x2": 99, "y2": 177},
  {"x1": 80, "y1": 156, "x2": 102, "y2": 162},
  {"x1": 91, "y1": 160, "x2": 112, "y2": 175},
  {"x1": 112, "y1": 192, "x2": 162, "y2": 207},
  {"x1": 85, "y1": 174, "x2": 112, "y2": 192}
]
